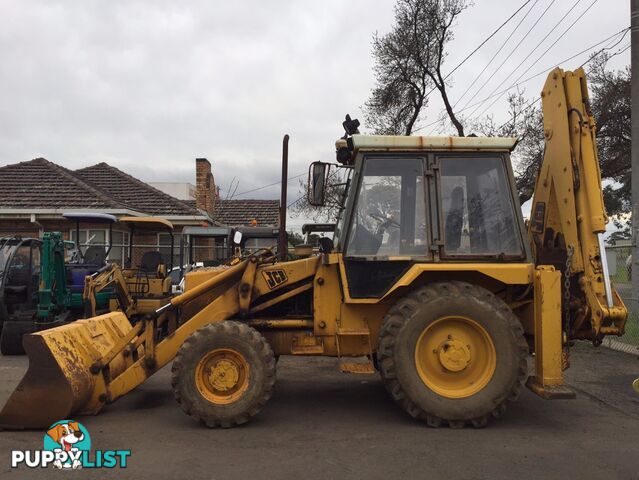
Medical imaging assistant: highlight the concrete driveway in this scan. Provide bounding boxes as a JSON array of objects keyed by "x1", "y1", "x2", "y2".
[{"x1": 0, "y1": 343, "x2": 637, "y2": 480}]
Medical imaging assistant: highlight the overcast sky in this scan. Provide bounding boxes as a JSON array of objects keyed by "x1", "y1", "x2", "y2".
[{"x1": 0, "y1": 0, "x2": 630, "y2": 230}]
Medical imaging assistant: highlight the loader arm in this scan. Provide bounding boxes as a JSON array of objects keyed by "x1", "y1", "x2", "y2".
[
  {"x1": 0, "y1": 256, "x2": 259, "y2": 428},
  {"x1": 528, "y1": 67, "x2": 627, "y2": 342}
]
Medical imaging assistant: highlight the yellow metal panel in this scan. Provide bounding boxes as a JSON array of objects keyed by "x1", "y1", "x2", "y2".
[
  {"x1": 338, "y1": 303, "x2": 390, "y2": 355},
  {"x1": 337, "y1": 256, "x2": 534, "y2": 303},
  {"x1": 252, "y1": 256, "x2": 320, "y2": 298},
  {"x1": 184, "y1": 267, "x2": 230, "y2": 291},
  {"x1": 313, "y1": 262, "x2": 343, "y2": 337},
  {"x1": 533, "y1": 267, "x2": 563, "y2": 386}
]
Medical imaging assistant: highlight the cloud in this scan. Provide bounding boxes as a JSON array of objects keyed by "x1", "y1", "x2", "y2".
[{"x1": 0, "y1": 0, "x2": 629, "y2": 220}]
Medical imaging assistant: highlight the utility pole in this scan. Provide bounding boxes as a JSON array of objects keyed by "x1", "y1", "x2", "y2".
[{"x1": 632, "y1": 0, "x2": 639, "y2": 305}]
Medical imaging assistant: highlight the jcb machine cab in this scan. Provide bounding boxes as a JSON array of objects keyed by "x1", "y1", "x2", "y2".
[{"x1": 0, "y1": 68, "x2": 627, "y2": 430}]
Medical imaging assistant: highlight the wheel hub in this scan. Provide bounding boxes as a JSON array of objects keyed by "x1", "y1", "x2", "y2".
[
  {"x1": 195, "y1": 348, "x2": 250, "y2": 405},
  {"x1": 415, "y1": 316, "x2": 496, "y2": 399},
  {"x1": 207, "y1": 359, "x2": 240, "y2": 391},
  {"x1": 437, "y1": 338, "x2": 471, "y2": 372}
]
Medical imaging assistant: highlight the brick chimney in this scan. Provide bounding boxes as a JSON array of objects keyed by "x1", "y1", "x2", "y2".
[{"x1": 195, "y1": 158, "x2": 217, "y2": 216}]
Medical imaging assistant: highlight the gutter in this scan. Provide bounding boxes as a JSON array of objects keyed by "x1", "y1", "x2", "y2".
[{"x1": 0, "y1": 208, "x2": 146, "y2": 217}]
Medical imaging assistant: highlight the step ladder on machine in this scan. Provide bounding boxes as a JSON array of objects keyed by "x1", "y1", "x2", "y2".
[{"x1": 335, "y1": 320, "x2": 376, "y2": 374}]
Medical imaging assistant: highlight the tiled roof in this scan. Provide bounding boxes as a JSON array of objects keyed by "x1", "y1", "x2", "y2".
[
  {"x1": 0, "y1": 158, "x2": 123, "y2": 209},
  {"x1": 0, "y1": 158, "x2": 278, "y2": 225},
  {"x1": 214, "y1": 199, "x2": 280, "y2": 227},
  {"x1": 75, "y1": 163, "x2": 201, "y2": 216}
]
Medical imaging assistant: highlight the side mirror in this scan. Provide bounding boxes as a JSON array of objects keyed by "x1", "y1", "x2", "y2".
[
  {"x1": 232, "y1": 230, "x2": 243, "y2": 245},
  {"x1": 308, "y1": 161, "x2": 329, "y2": 207}
]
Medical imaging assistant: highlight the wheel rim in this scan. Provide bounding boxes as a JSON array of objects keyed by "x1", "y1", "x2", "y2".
[
  {"x1": 195, "y1": 348, "x2": 250, "y2": 405},
  {"x1": 414, "y1": 316, "x2": 496, "y2": 399}
]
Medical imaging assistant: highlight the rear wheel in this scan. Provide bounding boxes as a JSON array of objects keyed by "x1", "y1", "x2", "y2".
[
  {"x1": 378, "y1": 282, "x2": 527, "y2": 428},
  {"x1": 171, "y1": 321, "x2": 276, "y2": 428}
]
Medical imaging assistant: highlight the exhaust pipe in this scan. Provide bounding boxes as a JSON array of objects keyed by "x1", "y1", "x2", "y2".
[{"x1": 279, "y1": 134, "x2": 289, "y2": 261}]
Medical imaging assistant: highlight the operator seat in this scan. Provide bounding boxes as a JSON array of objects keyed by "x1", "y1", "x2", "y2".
[
  {"x1": 140, "y1": 251, "x2": 164, "y2": 277},
  {"x1": 83, "y1": 246, "x2": 106, "y2": 265}
]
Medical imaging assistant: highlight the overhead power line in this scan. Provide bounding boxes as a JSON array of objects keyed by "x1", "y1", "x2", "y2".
[
  {"x1": 421, "y1": 0, "x2": 534, "y2": 101},
  {"x1": 496, "y1": 35, "x2": 629, "y2": 132},
  {"x1": 411, "y1": 27, "x2": 629, "y2": 134},
  {"x1": 471, "y1": 0, "x2": 600, "y2": 121},
  {"x1": 466, "y1": 0, "x2": 584, "y2": 118},
  {"x1": 232, "y1": 172, "x2": 306, "y2": 198},
  {"x1": 453, "y1": 0, "x2": 541, "y2": 109},
  {"x1": 440, "y1": 0, "x2": 533, "y2": 82},
  {"x1": 459, "y1": 0, "x2": 558, "y2": 113}
]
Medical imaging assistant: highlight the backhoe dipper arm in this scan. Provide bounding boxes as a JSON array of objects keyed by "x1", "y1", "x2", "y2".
[
  {"x1": 83, "y1": 263, "x2": 135, "y2": 317},
  {"x1": 528, "y1": 67, "x2": 627, "y2": 341}
]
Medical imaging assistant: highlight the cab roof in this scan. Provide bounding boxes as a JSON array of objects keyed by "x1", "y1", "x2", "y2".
[
  {"x1": 336, "y1": 135, "x2": 518, "y2": 153},
  {"x1": 182, "y1": 226, "x2": 231, "y2": 237},
  {"x1": 119, "y1": 216, "x2": 174, "y2": 231},
  {"x1": 63, "y1": 212, "x2": 117, "y2": 224}
]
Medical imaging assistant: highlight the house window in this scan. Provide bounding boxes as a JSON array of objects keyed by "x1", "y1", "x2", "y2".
[
  {"x1": 70, "y1": 229, "x2": 129, "y2": 265},
  {"x1": 109, "y1": 231, "x2": 130, "y2": 264}
]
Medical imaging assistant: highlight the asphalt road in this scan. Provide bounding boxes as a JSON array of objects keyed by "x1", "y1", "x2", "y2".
[{"x1": 0, "y1": 344, "x2": 638, "y2": 480}]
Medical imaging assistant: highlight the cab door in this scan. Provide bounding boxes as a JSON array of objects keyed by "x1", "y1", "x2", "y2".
[{"x1": 342, "y1": 155, "x2": 430, "y2": 298}]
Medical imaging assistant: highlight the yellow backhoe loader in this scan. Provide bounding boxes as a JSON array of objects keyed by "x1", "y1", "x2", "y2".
[{"x1": 0, "y1": 68, "x2": 627, "y2": 430}]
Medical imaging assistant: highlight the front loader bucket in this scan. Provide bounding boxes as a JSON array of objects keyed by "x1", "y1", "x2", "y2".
[{"x1": 0, "y1": 312, "x2": 133, "y2": 430}]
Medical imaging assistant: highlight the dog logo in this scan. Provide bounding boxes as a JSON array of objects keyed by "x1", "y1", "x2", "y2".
[
  {"x1": 44, "y1": 420, "x2": 91, "y2": 470},
  {"x1": 11, "y1": 419, "x2": 130, "y2": 470}
]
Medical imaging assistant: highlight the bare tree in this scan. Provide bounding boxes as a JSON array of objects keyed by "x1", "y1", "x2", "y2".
[
  {"x1": 471, "y1": 92, "x2": 544, "y2": 205},
  {"x1": 364, "y1": 0, "x2": 469, "y2": 136}
]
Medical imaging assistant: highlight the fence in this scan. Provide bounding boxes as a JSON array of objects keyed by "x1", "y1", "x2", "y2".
[{"x1": 604, "y1": 245, "x2": 639, "y2": 354}]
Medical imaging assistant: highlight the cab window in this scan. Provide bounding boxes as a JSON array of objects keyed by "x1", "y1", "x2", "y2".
[
  {"x1": 439, "y1": 156, "x2": 523, "y2": 258},
  {"x1": 346, "y1": 157, "x2": 426, "y2": 257}
]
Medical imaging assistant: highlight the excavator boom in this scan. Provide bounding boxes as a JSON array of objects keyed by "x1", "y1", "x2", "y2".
[{"x1": 528, "y1": 67, "x2": 627, "y2": 341}]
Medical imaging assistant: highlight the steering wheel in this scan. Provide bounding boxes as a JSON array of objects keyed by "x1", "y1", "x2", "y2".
[{"x1": 369, "y1": 213, "x2": 400, "y2": 229}]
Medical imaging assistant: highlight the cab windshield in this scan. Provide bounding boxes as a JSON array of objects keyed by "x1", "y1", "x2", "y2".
[{"x1": 346, "y1": 157, "x2": 426, "y2": 257}]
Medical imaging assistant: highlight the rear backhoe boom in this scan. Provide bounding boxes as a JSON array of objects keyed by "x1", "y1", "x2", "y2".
[{"x1": 528, "y1": 67, "x2": 626, "y2": 342}]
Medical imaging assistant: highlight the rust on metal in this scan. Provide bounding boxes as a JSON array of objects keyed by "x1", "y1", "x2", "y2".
[{"x1": 0, "y1": 312, "x2": 133, "y2": 430}]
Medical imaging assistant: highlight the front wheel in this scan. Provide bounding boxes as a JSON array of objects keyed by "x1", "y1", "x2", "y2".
[
  {"x1": 171, "y1": 321, "x2": 276, "y2": 428},
  {"x1": 378, "y1": 282, "x2": 527, "y2": 428}
]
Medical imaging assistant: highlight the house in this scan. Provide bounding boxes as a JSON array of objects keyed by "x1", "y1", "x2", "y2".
[{"x1": 0, "y1": 157, "x2": 280, "y2": 265}]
